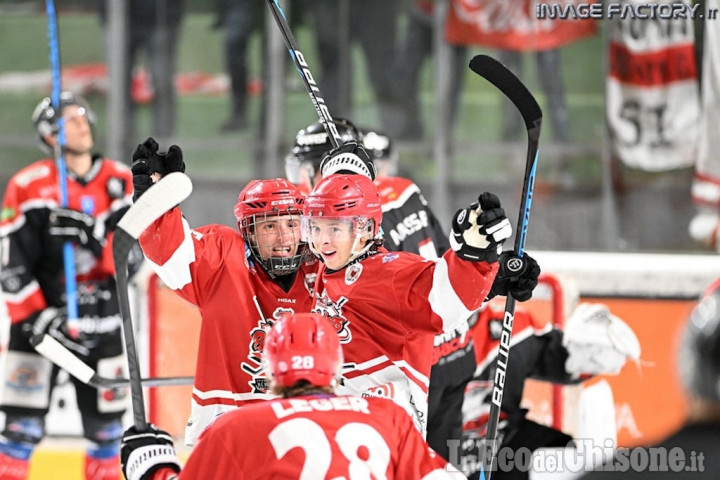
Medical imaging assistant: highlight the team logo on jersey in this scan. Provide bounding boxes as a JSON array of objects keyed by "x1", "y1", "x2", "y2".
[
  {"x1": 240, "y1": 307, "x2": 293, "y2": 392},
  {"x1": 362, "y1": 382, "x2": 395, "y2": 400},
  {"x1": 345, "y1": 263, "x2": 362, "y2": 285},
  {"x1": 304, "y1": 272, "x2": 317, "y2": 295},
  {"x1": 106, "y1": 177, "x2": 126, "y2": 200},
  {"x1": 313, "y1": 294, "x2": 352, "y2": 343}
]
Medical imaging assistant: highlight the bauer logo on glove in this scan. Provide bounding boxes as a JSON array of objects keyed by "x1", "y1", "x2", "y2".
[{"x1": 449, "y1": 192, "x2": 512, "y2": 263}]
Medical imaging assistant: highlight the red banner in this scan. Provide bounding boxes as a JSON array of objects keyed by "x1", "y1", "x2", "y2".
[{"x1": 445, "y1": 0, "x2": 598, "y2": 51}]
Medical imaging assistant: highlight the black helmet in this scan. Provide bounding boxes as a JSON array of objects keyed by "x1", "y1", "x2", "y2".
[
  {"x1": 290, "y1": 119, "x2": 360, "y2": 165},
  {"x1": 357, "y1": 127, "x2": 398, "y2": 177},
  {"x1": 678, "y1": 286, "x2": 720, "y2": 403},
  {"x1": 32, "y1": 91, "x2": 96, "y2": 153}
]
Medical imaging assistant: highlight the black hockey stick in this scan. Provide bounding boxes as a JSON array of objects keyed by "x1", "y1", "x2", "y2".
[
  {"x1": 469, "y1": 54, "x2": 542, "y2": 480},
  {"x1": 34, "y1": 172, "x2": 193, "y2": 429},
  {"x1": 265, "y1": 0, "x2": 342, "y2": 148},
  {"x1": 31, "y1": 333, "x2": 193, "y2": 388}
]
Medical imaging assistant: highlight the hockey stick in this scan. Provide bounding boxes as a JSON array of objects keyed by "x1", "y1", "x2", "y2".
[
  {"x1": 265, "y1": 0, "x2": 342, "y2": 148},
  {"x1": 34, "y1": 172, "x2": 193, "y2": 429},
  {"x1": 46, "y1": 0, "x2": 81, "y2": 338},
  {"x1": 31, "y1": 334, "x2": 193, "y2": 388},
  {"x1": 468, "y1": 54, "x2": 542, "y2": 480},
  {"x1": 114, "y1": 172, "x2": 192, "y2": 428}
]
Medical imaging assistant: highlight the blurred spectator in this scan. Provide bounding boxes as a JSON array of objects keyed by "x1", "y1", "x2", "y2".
[
  {"x1": 297, "y1": 0, "x2": 403, "y2": 133},
  {"x1": 395, "y1": 0, "x2": 466, "y2": 140},
  {"x1": 98, "y1": 0, "x2": 184, "y2": 145},
  {"x1": 580, "y1": 285, "x2": 720, "y2": 479},
  {"x1": 214, "y1": 0, "x2": 263, "y2": 132},
  {"x1": 497, "y1": 49, "x2": 570, "y2": 142}
]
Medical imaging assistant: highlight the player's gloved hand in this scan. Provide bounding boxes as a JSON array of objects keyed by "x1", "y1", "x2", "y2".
[
  {"x1": 320, "y1": 141, "x2": 377, "y2": 180},
  {"x1": 26, "y1": 307, "x2": 90, "y2": 357},
  {"x1": 153, "y1": 144, "x2": 185, "y2": 177},
  {"x1": 486, "y1": 252, "x2": 540, "y2": 302},
  {"x1": 131, "y1": 137, "x2": 159, "y2": 202},
  {"x1": 121, "y1": 424, "x2": 182, "y2": 480},
  {"x1": 48, "y1": 208, "x2": 105, "y2": 258},
  {"x1": 449, "y1": 192, "x2": 512, "y2": 263}
]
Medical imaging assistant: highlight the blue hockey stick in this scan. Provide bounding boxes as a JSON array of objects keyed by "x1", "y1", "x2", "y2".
[{"x1": 46, "y1": 0, "x2": 80, "y2": 338}]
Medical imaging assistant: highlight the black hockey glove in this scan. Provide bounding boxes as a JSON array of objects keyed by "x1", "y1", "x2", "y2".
[
  {"x1": 26, "y1": 307, "x2": 90, "y2": 357},
  {"x1": 450, "y1": 192, "x2": 512, "y2": 263},
  {"x1": 153, "y1": 144, "x2": 185, "y2": 177},
  {"x1": 48, "y1": 208, "x2": 105, "y2": 258},
  {"x1": 131, "y1": 137, "x2": 159, "y2": 202},
  {"x1": 320, "y1": 141, "x2": 377, "y2": 180},
  {"x1": 486, "y1": 252, "x2": 541, "y2": 302},
  {"x1": 121, "y1": 425, "x2": 182, "y2": 480}
]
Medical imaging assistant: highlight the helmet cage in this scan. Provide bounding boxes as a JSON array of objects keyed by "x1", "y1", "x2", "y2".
[{"x1": 239, "y1": 209, "x2": 305, "y2": 277}]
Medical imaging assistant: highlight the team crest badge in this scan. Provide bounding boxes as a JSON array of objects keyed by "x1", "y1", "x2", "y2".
[{"x1": 345, "y1": 263, "x2": 363, "y2": 285}]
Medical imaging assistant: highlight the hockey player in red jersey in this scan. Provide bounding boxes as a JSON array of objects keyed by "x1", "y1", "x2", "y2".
[
  {"x1": 289, "y1": 122, "x2": 541, "y2": 462},
  {"x1": 301, "y1": 168, "x2": 514, "y2": 437},
  {"x1": 131, "y1": 138, "x2": 317, "y2": 445},
  {"x1": 461, "y1": 299, "x2": 640, "y2": 479},
  {"x1": 119, "y1": 312, "x2": 465, "y2": 480},
  {"x1": 0, "y1": 93, "x2": 135, "y2": 480}
]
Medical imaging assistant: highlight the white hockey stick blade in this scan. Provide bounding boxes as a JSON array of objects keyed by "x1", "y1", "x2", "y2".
[
  {"x1": 31, "y1": 333, "x2": 194, "y2": 388},
  {"x1": 32, "y1": 334, "x2": 95, "y2": 384},
  {"x1": 117, "y1": 172, "x2": 193, "y2": 239}
]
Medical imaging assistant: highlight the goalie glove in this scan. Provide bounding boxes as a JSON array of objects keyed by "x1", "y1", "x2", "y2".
[
  {"x1": 562, "y1": 303, "x2": 641, "y2": 379},
  {"x1": 121, "y1": 425, "x2": 182, "y2": 480},
  {"x1": 486, "y1": 252, "x2": 540, "y2": 302},
  {"x1": 449, "y1": 192, "x2": 512, "y2": 263}
]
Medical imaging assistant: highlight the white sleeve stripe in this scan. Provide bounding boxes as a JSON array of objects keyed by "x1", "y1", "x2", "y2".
[
  {"x1": 192, "y1": 387, "x2": 275, "y2": 402},
  {"x1": 381, "y1": 183, "x2": 420, "y2": 212},
  {"x1": 428, "y1": 257, "x2": 474, "y2": 333},
  {"x1": 146, "y1": 217, "x2": 195, "y2": 291},
  {"x1": 2, "y1": 280, "x2": 42, "y2": 304}
]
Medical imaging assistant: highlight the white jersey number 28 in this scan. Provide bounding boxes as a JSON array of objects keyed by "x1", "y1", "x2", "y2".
[{"x1": 268, "y1": 417, "x2": 391, "y2": 479}]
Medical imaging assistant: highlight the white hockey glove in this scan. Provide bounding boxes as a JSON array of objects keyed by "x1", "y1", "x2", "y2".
[
  {"x1": 449, "y1": 192, "x2": 512, "y2": 263},
  {"x1": 319, "y1": 141, "x2": 377, "y2": 180},
  {"x1": 121, "y1": 424, "x2": 182, "y2": 480},
  {"x1": 563, "y1": 303, "x2": 641, "y2": 379}
]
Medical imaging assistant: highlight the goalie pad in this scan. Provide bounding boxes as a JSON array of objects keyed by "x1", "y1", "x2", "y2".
[{"x1": 562, "y1": 303, "x2": 640, "y2": 378}]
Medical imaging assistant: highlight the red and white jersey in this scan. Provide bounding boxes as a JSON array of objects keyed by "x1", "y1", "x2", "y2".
[
  {"x1": 165, "y1": 394, "x2": 465, "y2": 479},
  {"x1": 312, "y1": 247, "x2": 497, "y2": 435},
  {"x1": 0, "y1": 157, "x2": 132, "y2": 323},
  {"x1": 139, "y1": 208, "x2": 317, "y2": 445}
]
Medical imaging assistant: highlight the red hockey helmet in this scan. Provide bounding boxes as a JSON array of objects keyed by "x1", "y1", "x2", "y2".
[
  {"x1": 303, "y1": 174, "x2": 382, "y2": 237},
  {"x1": 263, "y1": 313, "x2": 343, "y2": 388},
  {"x1": 234, "y1": 178, "x2": 306, "y2": 277}
]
